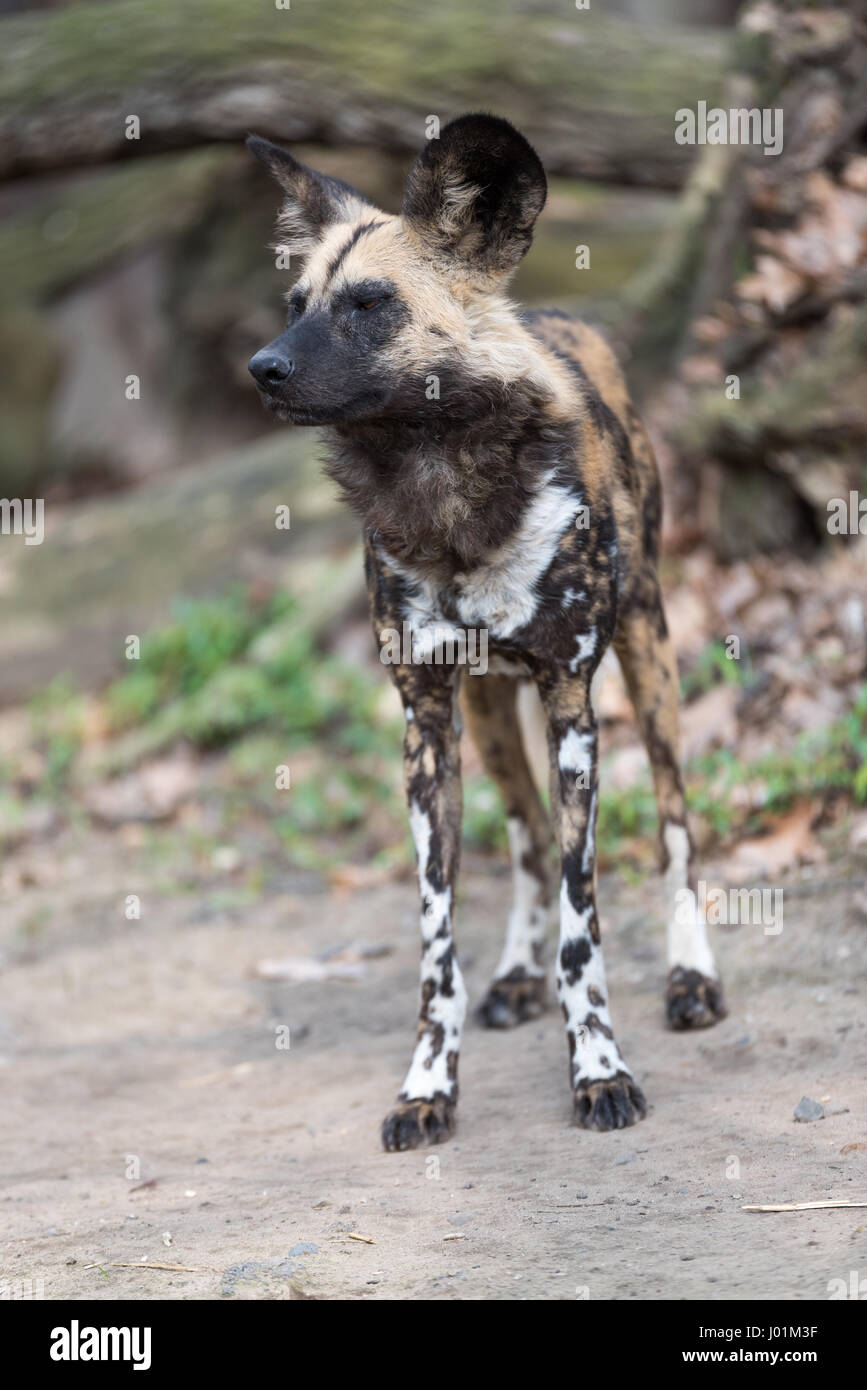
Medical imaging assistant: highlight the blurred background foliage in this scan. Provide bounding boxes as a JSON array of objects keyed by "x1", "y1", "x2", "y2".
[{"x1": 0, "y1": 0, "x2": 865, "y2": 884}]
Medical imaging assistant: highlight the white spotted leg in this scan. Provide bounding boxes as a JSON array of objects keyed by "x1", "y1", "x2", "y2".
[
  {"x1": 542, "y1": 673, "x2": 647, "y2": 1130},
  {"x1": 461, "y1": 674, "x2": 553, "y2": 1027},
  {"x1": 381, "y1": 666, "x2": 468, "y2": 1150},
  {"x1": 613, "y1": 586, "x2": 726, "y2": 1029}
]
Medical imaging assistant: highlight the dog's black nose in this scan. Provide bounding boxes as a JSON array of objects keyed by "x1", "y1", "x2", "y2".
[{"x1": 248, "y1": 349, "x2": 295, "y2": 389}]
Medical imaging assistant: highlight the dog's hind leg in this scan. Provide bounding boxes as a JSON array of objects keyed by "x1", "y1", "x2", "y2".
[
  {"x1": 613, "y1": 573, "x2": 727, "y2": 1029},
  {"x1": 461, "y1": 674, "x2": 554, "y2": 1028}
]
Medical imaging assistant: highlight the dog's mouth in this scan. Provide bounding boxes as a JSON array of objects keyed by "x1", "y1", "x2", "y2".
[
  {"x1": 259, "y1": 394, "x2": 329, "y2": 425},
  {"x1": 256, "y1": 387, "x2": 390, "y2": 426}
]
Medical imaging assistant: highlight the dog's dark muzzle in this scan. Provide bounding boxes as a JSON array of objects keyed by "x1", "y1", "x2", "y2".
[{"x1": 248, "y1": 346, "x2": 295, "y2": 391}]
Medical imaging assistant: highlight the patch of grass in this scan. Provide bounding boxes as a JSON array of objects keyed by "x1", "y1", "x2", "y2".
[
  {"x1": 463, "y1": 775, "x2": 508, "y2": 852},
  {"x1": 597, "y1": 777, "x2": 658, "y2": 855},
  {"x1": 680, "y1": 638, "x2": 746, "y2": 700},
  {"x1": 99, "y1": 589, "x2": 402, "y2": 765},
  {"x1": 105, "y1": 589, "x2": 293, "y2": 730},
  {"x1": 27, "y1": 676, "x2": 89, "y2": 788},
  {"x1": 18, "y1": 585, "x2": 867, "y2": 875},
  {"x1": 597, "y1": 682, "x2": 867, "y2": 860}
]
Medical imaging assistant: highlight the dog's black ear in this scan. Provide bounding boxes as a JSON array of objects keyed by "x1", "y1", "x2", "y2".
[
  {"x1": 247, "y1": 134, "x2": 372, "y2": 258},
  {"x1": 401, "y1": 114, "x2": 546, "y2": 282}
]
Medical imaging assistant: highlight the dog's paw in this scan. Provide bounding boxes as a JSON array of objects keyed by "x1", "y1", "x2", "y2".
[
  {"x1": 475, "y1": 968, "x2": 547, "y2": 1029},
  {"x1": 665, "y1": 966, "x2": 727, "y2": 1030},
  {"x1": 381, "y1": 1095, "x2": 456, "y2": 1151},
  {"x1": 572, "y1": 1072, "x2": 647, "y2": 1131}
]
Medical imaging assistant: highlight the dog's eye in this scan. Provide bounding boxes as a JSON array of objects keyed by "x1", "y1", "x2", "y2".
[
  {"x1": 291, "y1": 298, "x2": 306, "y2": 316},
  {"x1": 355, "y1": 297, "x2": 382, "y2": 312}
]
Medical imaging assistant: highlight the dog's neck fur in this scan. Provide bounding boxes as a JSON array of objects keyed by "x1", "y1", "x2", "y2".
[{"x1": 326, "y1": 373, "x2": 578, "y2": 575}]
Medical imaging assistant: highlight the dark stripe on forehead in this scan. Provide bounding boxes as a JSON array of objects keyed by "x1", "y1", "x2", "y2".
[{"x1": 323, "y1": 220, "x2": 385, "y2": 287}]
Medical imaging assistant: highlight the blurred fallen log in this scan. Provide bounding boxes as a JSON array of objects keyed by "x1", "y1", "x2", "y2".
[
  {"x1": 0, "y1": 0, "x2": 727, "y2": 187},
  {"x1": 0, "y1": 431, "x2": 362, "y2": 705},
  {"x1": 650, "y1": 0, "x2": 867, "y2": 558},
  {"x1": 0, "y1": 149, "x2": 228, "y2": 307}
]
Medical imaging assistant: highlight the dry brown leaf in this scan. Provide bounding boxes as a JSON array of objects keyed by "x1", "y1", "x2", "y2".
[
  {"x1": 680, "y1": 684, "x2": 738, "y2": 762},
  {"x1": 84, "y1": 755, "x2": 196, "y2": 825},
  {"x1": 842, "y1": 157, "x2": 867, "y2": 193},
  {"x1": 849, "y1": 814, "x2": 867, "y2": 851},
  {"x1": 692, "y1": 315, "x2": 730, "y2": 345},
  {"x1": 737, "y1": 255, "x2": 807, "y2": 313},
  {"x1": 729, "y1": 804, "x2": 826, "y2": 882},
  {"x1": 680, "y1": 353, "x2": 722, "y2": 387},
  {"x1": 328, "y1": 862, "x2": 403, "y2": 894},
  {"x1": 714, "y1": 562, "x2": 761, "y2": 617}
]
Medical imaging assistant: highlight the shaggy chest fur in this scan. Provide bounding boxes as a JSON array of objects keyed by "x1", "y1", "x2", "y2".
[
  {"x1": 365, "y1": 469, "x2": 618, "y2": 672},
  {"x1": 325, "y1": 377, "x2": 577, "y2": 573},
  {"x1": 354, "y1": 353, "x2": 631, "y2": 676}
]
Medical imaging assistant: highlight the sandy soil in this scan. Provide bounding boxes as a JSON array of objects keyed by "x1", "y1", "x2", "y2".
[{"x1": 1, "y1": 824, "x2": 865, "y2": 1302}]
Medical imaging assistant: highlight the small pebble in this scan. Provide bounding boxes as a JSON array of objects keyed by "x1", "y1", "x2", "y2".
[{"x1": 794, "y1": 1096, "x2": 824, "y2": 1123}]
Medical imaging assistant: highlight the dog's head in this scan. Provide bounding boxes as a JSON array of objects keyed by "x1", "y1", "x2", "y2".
[{"x1": 246, "y1": 114, "x2": 547, "y2": 426}]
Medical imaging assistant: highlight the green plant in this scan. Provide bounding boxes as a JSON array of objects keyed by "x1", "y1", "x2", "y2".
[
  {"x1": 680, "y1": 638, "x2": 746, "y2": 699},
  {"x1": 28, "y1": 675, "x2": 87, "y2": 786}
]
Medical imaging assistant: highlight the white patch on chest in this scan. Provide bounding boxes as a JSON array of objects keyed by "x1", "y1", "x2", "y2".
[
  {"x1": 379, "y1": 479, "x2": 582, "y2": 646},
  {"x1": 452, "y1": 482, "x2": 583, "y2": 638}
]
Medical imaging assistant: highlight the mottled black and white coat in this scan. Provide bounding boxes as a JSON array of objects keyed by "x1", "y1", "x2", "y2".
[{"x1": 247, "y1": 115, "x2": 726, "y2": 1150}]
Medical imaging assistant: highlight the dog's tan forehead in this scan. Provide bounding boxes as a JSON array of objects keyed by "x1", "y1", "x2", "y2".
[{"x1": 304, "y1": 216, "x2": 437, "y2": 301}]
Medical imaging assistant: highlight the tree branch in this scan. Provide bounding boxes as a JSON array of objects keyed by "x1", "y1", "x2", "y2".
[{"x1": 0, "y1": 0, "x2": 728, "y2": 186}]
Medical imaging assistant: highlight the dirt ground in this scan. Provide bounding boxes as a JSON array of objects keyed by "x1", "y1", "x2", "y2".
[{"x1": 1, "y1": 823, "x2": 865, "y2": 1302}]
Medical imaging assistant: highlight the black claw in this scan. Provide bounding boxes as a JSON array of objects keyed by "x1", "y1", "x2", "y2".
[
  {"x1": 573, "y1": 1072, "x2": 648, "y2": 1131},
  {"x1": 666, "y1": 967, "x2": 727, "y2": 1031},
  {"x1": 381, "y1": 1095, "x2": 456, "y2": 1151},
  {"x1": 475, "y1": 973, "x2": 547, "y2": 1029}
]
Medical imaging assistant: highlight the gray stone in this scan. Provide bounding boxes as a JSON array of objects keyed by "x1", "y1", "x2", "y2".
[{"x1": 794, "y1": 1096, "x2": 825, "y2": 1122}]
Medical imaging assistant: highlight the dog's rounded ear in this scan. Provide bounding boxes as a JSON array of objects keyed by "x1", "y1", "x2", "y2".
[
  {"x1": 401, "y1": 114, "x2": 546, "y2": 281},
  {"x1": 247, "y1": 134, "x2": 372, "y2": 258}
]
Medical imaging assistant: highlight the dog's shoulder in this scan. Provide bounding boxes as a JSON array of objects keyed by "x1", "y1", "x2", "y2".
[{"x1": 522, "y1": 309, "x2": 630, "y2": 421}]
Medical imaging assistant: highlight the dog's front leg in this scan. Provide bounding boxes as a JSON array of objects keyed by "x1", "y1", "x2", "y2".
[
  {"x1": 542, "y1": 670, "x2": 648, "y2": 1131},
  {"x1": 381, "y1": 664, "x2": 467, "y2": 1151}
]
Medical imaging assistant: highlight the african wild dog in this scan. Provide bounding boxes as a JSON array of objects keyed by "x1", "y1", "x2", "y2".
[{"x1": 247, "y1": 115, "x2": 726, "y2": 1150}]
